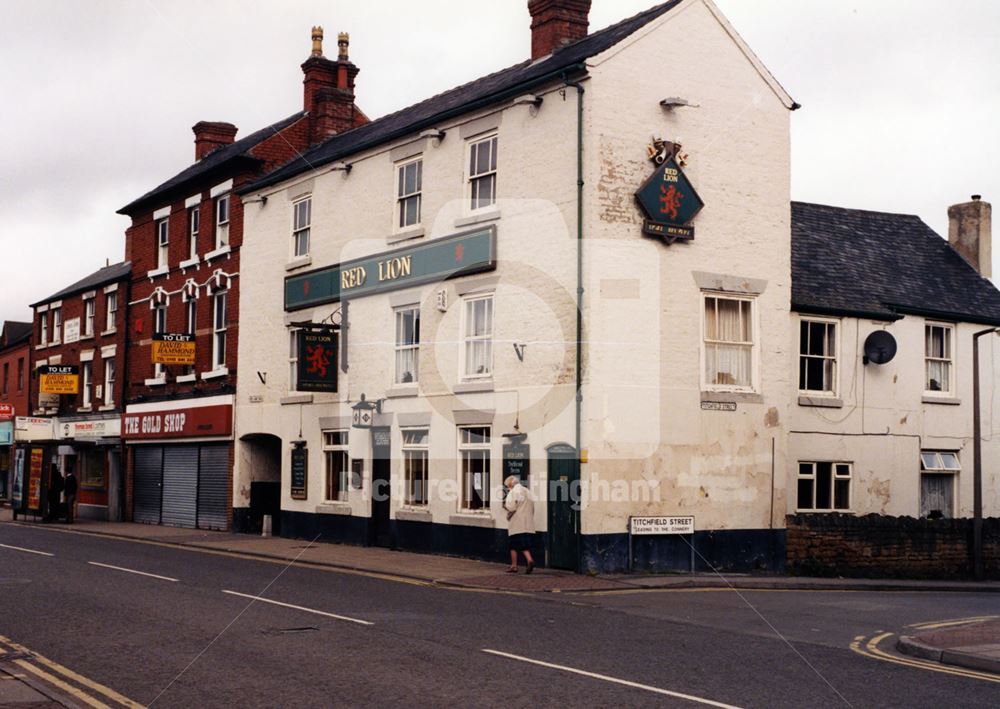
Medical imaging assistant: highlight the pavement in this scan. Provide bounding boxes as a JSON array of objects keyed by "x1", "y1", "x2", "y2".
[{"x1": 2, "y1": 503, "x2": 999, "y2": 703}]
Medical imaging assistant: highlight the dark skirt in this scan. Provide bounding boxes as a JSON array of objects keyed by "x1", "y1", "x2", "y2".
[{"x1": 509, "y1": 533, "x2": 534, "y2": 551}]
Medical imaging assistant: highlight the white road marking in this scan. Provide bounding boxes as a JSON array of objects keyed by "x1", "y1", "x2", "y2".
[
  {"x1": 87, "y1": 561, "x2": 178, "y2": 582},
  {"x1": 482, "y1": 649, "x2": 744, "y2": 708},
  {"x1": 0, "y1": 543, "x2": 54, "y2": 557},
  {"x1": 222, "y1": 590, "x2": 374, "y2": 626}
]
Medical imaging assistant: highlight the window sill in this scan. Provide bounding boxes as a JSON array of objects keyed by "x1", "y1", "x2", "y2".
[
  {"x1": 285, "y1": 255, "x2": 313, "y2": 272},
  {"x1": 144, "y1": 377, "x2": 166, "y2": 387},
  {"x1": 80, "y1": 333, "x2": 94, "y2": 341},
  {"x1": 798, "y1": 395, "x2": 844, "y2": 408},
  {"x1": 98, "y1": 404, "x2": 116, "y2": 411},
  {"x1": 386, "y1": 226, "x2": 425, "y2": 245},
  {"x1": 77, "y1": 406, "x2": 93, "y2": 413},
  {"x1": 35, "y1": 344, "x2": 48, "y2": 350},
  {"x1": 100, "y1": 329, "x2": 117, "y2": 337},
  {"x1": 386, "y1": 385, "x2": 419, "y2": 399},
  {"x1": 201, "y1": 367, "x2": 229, "y2": 380},
  {"x1": 176, "y1": 374, "x2": 197, "y2": 383},
  {"x1": 315, "y1": 502, "x2": 351, "y2": 516},
  {"x1": 205, "y1": 245, "x2": 231, "y2": 261},
  {"x1": 281, "y1": 393, "x2": 314, "y2": 405},
  {"x1": 179, "y1": 256, "x2": 200, "y2": 270},
  {"x1": 147, "y1": 266, "x2": 169, "y2": 279},
  {"x1": 922, "y1": 395, "x2": 961, "y2": 406},
  {"x1": 701, "y1": 390, "x2": 763, "y2": 404},
  {"x1": 454, "y1": 380, "x2": 494, "y2": 394},
  {"x1": 454, "y1": 208, "x2": 500, "y2": 228},
  {"x1": 449, "y1": 512, "x2": 495, "y2": 528},
  {"x1": 396, "y1": 508, "x2": 432, "y2": 523}
]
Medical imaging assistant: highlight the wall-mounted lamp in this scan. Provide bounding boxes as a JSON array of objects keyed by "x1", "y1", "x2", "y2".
[
  {"x1": 330, "y1": 161, "x2": 353, "y2": 174},
  {"x1": 243, "y1": 195, "x2": 268, "y2": 206},
  {"x1": 659, "y1": 97, "x2": 697, "y2": 111},
  {"x1": 419, "y1": 128, "x2": 446, "y2": 141},
  {"x1": 351, "y1": 393, "x2": 383, "y2": 429},
  {"x1": 512, "y1": 94, "x2": 543, "y2": 108}
]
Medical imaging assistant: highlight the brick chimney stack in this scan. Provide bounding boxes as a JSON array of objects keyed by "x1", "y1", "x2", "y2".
[
  {"x1": 301, "y1": 26, "x2": 363, "y2": 145},
  {"x1": 528, "y1": 0, "x2": 591, "y2": 60},
  {"x1": 192, "y1": 121, "x2": 238, "y2": 160},
  {"x1": 948, "y1": 195, "x2": 992, "y2": 278}
]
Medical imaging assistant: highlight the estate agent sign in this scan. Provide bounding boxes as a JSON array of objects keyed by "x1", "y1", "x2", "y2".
[
  {"x1": 152, "y1": 333, "x2": 196, "y2": 365},
  {"x1": 635, "y1": 139, "x2": 704, "y2": 243},
  {"x1": 39, "y1": 365, "x2": 79, "y2": 395}
]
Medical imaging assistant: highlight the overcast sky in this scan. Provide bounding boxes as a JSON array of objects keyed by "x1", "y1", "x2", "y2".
[{"x1": 1, "y1": 0, "x2": 998, "y2": 326}]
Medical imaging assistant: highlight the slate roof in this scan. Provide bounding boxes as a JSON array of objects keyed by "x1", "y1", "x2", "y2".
[
  {"x1": 0, "y1": 321, "x2": 31, "y2": 349},
  {"x1": 117, "y1": 112, "x2": 305, "y2": 215},
  {"x1": 792, "y1": 202, "x2": 1000, "y2": 326},
  {"x1": 240, "y1": 0, "x2": 686, "y2": 195},
  {"x1": 31, "y1": 261, "x2": 132, "y2": 308}
]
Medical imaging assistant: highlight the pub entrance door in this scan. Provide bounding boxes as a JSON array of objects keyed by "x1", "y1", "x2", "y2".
[
  {"x1": 546, "y1": 443, "x2": 579, "y2": 570},
  {"x1": 371, "y1": 427, "x2": 392, "y2": 548}
]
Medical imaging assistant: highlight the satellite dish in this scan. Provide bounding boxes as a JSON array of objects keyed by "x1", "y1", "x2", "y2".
[{"x1": 863, "y1": 331, "x2": 897, "y2": 365}]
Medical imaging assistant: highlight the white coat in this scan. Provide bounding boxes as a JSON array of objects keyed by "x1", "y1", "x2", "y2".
[{"x1": 503, "y1": 482, "x2": 535, "y2": 536}]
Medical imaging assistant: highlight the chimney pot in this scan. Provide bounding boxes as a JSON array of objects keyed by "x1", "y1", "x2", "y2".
[
  {"x1": 528, "y1": 0, "x2": 591, "y2": 61},
  {"x1": 301, "y1": 27, "x2": 364, "y2": 145},
  {"x1": 338, "y1": 32, "x2": 350, "y2": 61},
  {"x1": 948, "y1": 196, "x2": 992, "y2": 278},
  {"x1": 311, "y1": 26, "x2": 324, "y2": 57}
]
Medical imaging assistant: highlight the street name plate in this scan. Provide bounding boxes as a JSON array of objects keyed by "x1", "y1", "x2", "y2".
[
  {"x1": 700, "y1": 401, "x2": 736, "y2": 411},
  {"x1": 630, "y1": 515, "x2": 694, "y2": 535}
]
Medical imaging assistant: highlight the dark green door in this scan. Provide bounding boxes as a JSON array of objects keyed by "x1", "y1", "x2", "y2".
[
  {"x1": 371, "y1": 427, "x2": 392, "y2": 548},
  {"x1": 547, "y1": 444, "x2": 579, "y2": 570}
]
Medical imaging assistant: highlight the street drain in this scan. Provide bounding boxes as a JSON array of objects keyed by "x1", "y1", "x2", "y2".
[{"x1": 262, "y1": 626, "x2": 319, "y2": 636}]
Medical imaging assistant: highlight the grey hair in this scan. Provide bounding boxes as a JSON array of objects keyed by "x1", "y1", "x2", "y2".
[{"x1": 504, "y1": 475, "x2": 519, "y2": 487}]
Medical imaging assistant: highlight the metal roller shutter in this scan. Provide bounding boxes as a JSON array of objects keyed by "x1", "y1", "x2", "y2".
[
  {"x1": 133, "y1": 447, "x2": 162, "y2": 524},
  {"x1": 161, "y1": 445, "x2": 198, "y2": 528},
  {"x1": 197, "y1": 445, "x2": 229, "y2": 530}
]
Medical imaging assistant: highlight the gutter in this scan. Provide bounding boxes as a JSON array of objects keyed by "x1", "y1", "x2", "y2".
[{"x1": 239, "y1": 62, "x2": 591, "y2": 196}]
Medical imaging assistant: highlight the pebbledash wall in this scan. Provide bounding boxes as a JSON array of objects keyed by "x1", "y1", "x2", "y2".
[{"x1": 233, "y1": 0, "x2": 795, "y2": 572}]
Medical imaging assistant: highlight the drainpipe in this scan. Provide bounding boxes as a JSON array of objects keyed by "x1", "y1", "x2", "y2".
[
  {"x1": 563, "y1": 74, "x2": 585, "y2": 570},
  {"x1": 119, "y1": 277, "x2": 131, "y2": 523}
]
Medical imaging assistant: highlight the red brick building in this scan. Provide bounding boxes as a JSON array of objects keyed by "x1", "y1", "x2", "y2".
[
  {"x1": 27, "y1": 262, "x2": 131, "y2": 520},
  {"x1": 116, "y1": 28, "x2": 365, "y2": 529},
  {"x1": 0, "y1": 321, "x2": 31, "y2": 500}
]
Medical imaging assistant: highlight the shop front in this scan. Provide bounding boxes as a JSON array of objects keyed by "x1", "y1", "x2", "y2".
[
  {"x1": 11, "y1": 416, "x2": 56, "y2": 519},
  {"x1": 123, "y1": 396, "x2": 233, "y2": 530},
  {"x1": 53, "y1": 416, "x2": 122, "y2": 521}
]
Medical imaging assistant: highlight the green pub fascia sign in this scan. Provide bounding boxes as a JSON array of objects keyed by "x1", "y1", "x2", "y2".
[
  {"x1": 285, "y1": 227, "x2": 497, "y2": 311},
  {"x1": 634, "y1": 145, "x2": 704, "y2": 243}
]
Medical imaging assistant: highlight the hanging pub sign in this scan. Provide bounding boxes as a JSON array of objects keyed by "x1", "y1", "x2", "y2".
[
  {"x1": 502, "y1": 441, "x2": 530, "y2": 483},
  {"x1": 296, "y1": 330, "x2": 338, "y2": 392},
  {"x1": 152, "y1": 333, "x2": 196, "y2": 365},
  {"x1": 290, "y1": 443, "x2": 308, "y2": 500},
  {"x1": 634, "y1": 138, "x2": 704, "y2": 244},
  {"x1": 39, "y1": 365, "x2": 79, "y2": 394}
]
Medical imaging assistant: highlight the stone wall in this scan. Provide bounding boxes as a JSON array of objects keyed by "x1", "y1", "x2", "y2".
[{"x1": 786, "y1": 513, "x2": 1000, "y2": 578}]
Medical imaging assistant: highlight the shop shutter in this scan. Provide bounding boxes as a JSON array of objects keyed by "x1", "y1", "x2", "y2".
[
  {"x1": 133, "y1": 447, "x2": 162, "y2": 524},
  {"x1": 161, "y1": 445, "x2": 198, "y2": 528},
  {"x1": 197, "y1": 444, "x2": 229, "y2": 530}
]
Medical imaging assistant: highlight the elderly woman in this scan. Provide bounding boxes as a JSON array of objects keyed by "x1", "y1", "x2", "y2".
[{"x1": 503, "y1": 475, "x2": 535, "y2": 574}]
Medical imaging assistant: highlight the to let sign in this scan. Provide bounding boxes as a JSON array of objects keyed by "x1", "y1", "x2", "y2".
[
  {"x1": 296, "y1": 331, "x2": 338, "y2": 392},
  {"x1": 39, "y1": 365, "x2": 79, "y2": 394},
  {"x1": 630, "y1": 516, "x2": 695, "y2": 535},
  {"x1": 152, "y1": 333, "x2": 196, "y2": 365},
  {"x1": 122, "y1": 404, "x2": 232, "y2": 440}
]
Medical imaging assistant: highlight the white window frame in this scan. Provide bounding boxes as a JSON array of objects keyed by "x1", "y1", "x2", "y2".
[
  {"x1": 323, "y1": 430, "x2": 350, "y2": 502},
  {"x1": 153, "y1": 304, "x2": 167, "y2": 379},
  {"x1": 920, "y1": 450, "x2": 960, "y2": 518},
  {"x1": 105, "y1": 291, "x2": 118, "y2": 333},
  {"x1": 103, "y1": 357, "x2": 115, "y2": 406},
  {"x1": 83, "y1": 297, "x2": 96, "y2": 337},
  {"x1": 156, "y1": 217, "x2": 169, "y2": 270},
  {"x1": 461, "y1": 294, "x2": 494, "y2": 380},
  {"x1": 81, "y1": 361, "x2": 92, "y2": 408},
  {"x1": 292, "y1": 197, "x2": 311, "y2": 258},
  {"x1": 799, "y1": 317, "x2": 838, "y2": 395},
  {"x1": 924, "y1": 322, "x2": 955, "y2": 395},
  {"x1": 796, "y1": 461, "x2": 852, "y2": 512},
  {"x1": 458, "y1": 425, "x2": 491, "y2": 511},
  {"x1": 396, "y1": 158, "x2": 422, "y2": 229},
  {"x1": 289, "y1": 330, "x2": 299, "y2": 392},
  {"x1": 701, "y1": 293, "x2": 758, "y2": 393},
  {"x1": 188, "y1": 205, "x2": 200, "y2": 259},
  {"x1": 394, "y1": 306, "x2": 420, "y2": 384},
  {"x1": 402, "y1": 428, "x2": 429, "y2": 506},
  {"x1": 466, "y1": 134, "x2": 497, "y2": 212},
  {"x1": 39, "y1": 313, "x2": 48, "y2": 346},
  {"x1": 212, "y1": 290, "x2": 227, "y2": 369},
  {"x1": 51, "y1": 307, "x2": 62, "y2": 345},
  {"x1": 215, "y1": 194, "x2": 230, "y2": 248}
]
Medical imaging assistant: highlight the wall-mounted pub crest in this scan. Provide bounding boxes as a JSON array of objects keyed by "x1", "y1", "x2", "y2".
[{"x1": 634, "y1": 138, "x2": 704, "y2": 244}]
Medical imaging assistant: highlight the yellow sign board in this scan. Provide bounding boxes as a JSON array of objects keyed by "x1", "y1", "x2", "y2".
[
  {"x1": 39, "y1": 365, "x2": 79, "y2": 394},
  {"x1": 152, "y1": 333, "x2": 196, "y2": 365}
]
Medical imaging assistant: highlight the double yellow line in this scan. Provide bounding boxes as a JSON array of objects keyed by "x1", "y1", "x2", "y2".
[
  {"x1": 850, "y1": 629, "x2": 1000, "y2": 684},
  {"x1": 0, "y1": 634, "x2": 144, "y2": 708}
]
